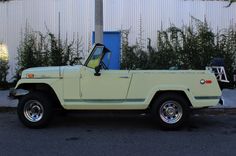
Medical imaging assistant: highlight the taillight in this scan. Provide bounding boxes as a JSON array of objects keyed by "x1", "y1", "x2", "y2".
[
  {"x1": 200, "y1": 79, "x2": 212, "y2": 85},
  {"x1": 205, "y1": 80, "x2": 212, "y2": 84}
]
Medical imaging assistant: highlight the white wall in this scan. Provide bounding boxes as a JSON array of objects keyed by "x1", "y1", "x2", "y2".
[{"x1": 0, "y1": 0, "x2": 236, "y2": 79}]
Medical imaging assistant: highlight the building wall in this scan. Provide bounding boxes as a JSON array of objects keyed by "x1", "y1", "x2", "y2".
[{"x1": 0, "y1": 0, "x2": 236, "y2": 79}]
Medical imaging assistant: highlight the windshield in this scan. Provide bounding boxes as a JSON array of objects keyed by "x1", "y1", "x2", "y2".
[
  {"x1": 86, "y1": 45, "x2": 112, "y2": 70},
  {"x1": 87, "y1": 46, "x2": 104, "y2": 69},
  {"x1": 102, "y1": 52, "x2": 112, "y2": 69}
]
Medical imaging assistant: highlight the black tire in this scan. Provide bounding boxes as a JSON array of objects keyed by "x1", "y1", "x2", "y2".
[
  {"x1": 17, "y1": 92, "x2": 53, "y2": 128},
  {"x1": 151, "y1": 93, "x2": 190, "y2": 130}
]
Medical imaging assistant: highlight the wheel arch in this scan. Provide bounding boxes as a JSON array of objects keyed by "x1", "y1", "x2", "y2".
[
  {"x1": 17, "y1": 83, "x2": 63, "y2": 110},
  {"x1": 148, "y1": 90, "x2": 192, "y2": 109}
]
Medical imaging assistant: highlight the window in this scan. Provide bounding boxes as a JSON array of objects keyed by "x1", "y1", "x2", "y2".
[
  {"x1": 102, "y1": 52, "x2": 111, "y2": 69},
  {"x1": 87, "y1": 46, "x2": 104, "y2": 69}
]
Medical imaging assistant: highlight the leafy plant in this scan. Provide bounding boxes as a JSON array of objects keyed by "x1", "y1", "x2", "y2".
[
  {"x1": 0, "y1": 0, "x2": 11, "y2": 2},
  {"x1": 121, "y1": 17, "x2": 236, "y2": 86},
  {"x1": 0, "y1": 43, "x2": 9, "y2": 89},
  {"x1": 121, "y1": 30, "x2": 138, "y2": 70},
  {"x1": 17, "y1": 26, "x2": 84, "y2": 73},
  {"x1": 0, "y1": 58, "x2": 9, "y2": 82}
]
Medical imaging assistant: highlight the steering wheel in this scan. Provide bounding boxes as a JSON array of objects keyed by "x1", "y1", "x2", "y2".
[{"x1": 100, "y1": 61, "x2": 108, "y2": 70}]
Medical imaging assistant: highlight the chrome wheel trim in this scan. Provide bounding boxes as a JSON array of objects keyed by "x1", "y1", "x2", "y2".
[
  {"x1": 23, "y1": 100, "x2": 44, "y2": 123},
  {"x1": 160, "y1": 101, "x2": 183, "y2": 124}
]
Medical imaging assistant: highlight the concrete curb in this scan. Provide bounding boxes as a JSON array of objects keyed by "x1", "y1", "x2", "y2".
[
  {"x1": 0, "y1": 107, "x2": 16, "y2": 113},
  {"x1": 193, "y1": 108, "x2": 236, "y2": 115}
]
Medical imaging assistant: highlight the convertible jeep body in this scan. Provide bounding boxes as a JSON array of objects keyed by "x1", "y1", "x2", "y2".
[{"x1": 11, "y1": 43, "x2": 222, "y2": 130}]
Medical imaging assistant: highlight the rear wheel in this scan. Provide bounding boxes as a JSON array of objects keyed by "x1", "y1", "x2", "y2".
[
  {"x1": 17, "y1": 92, "x2": 53, "y2": 128},
  {"x1": 151, "y1": 93, "x2": 190, "y2": 130}
]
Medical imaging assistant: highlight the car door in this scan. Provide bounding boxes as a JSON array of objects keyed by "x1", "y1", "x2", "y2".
[
  {"x1": 80, "y1": 45, "x2": 131, "y2": 101},
  {"x1": 80, "y1": 67, "x2": 131, "y2": 100}
]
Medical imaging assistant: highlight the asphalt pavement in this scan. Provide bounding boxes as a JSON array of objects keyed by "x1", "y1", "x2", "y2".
[
  {"x1": 1, "y1": 90, "x2": 236, "y2": 156},
  {"x1": 0, "y1": 111, "x2": 236, "y2": 156}
]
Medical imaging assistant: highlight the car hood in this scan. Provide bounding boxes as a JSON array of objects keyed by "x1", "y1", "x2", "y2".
[{"x1": 21, "y1": 66, "x2": 66, "y2": 79}]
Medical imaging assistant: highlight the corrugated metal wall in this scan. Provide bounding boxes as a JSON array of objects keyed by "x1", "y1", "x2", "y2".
[{"x1": 0, "y1": 0, "x2": 236, "y2": 79}]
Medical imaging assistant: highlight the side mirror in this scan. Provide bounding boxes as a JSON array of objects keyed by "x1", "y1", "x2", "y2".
[{"x1": 94, "y1": 65, "x2": 101, "y2": 76}]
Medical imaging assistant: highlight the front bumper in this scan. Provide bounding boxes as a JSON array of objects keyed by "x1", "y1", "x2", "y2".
[{"x1": 9, "y1": 88, "x2": 29, "y2": 99}]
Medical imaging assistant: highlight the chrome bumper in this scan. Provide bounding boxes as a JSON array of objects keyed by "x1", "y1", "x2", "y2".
[{"x1": 9, "y1": 88, "x2": 29, "y2": 99}]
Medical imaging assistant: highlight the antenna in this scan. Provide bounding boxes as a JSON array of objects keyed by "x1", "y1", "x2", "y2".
[{"x1": 58, "y1": 12, "x2": 62, "y2": 79}]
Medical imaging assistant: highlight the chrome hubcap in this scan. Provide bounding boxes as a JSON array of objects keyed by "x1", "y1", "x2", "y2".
[
  {"x1": 160, "y1": 101, "x2": 183, "y2": 124},
  {"x1": 23, "y1": 100, "x2": 44, "y2": 122}
]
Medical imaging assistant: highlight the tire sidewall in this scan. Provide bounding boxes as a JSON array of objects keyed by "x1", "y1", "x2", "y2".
[
  {"x1": 17, "y1": 92, "x2": 53, "y2": 128},
  {"x1": 151, "y1": 94, "x2": 189, "y2": 130}
]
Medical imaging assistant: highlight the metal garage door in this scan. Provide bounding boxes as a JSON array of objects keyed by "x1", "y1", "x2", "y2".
[{"x1": 93, "y1": 31, "x2": 121, "y2": 70}]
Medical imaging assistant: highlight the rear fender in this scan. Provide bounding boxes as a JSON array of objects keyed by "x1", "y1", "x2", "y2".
[{"x1": 145, "y1": 85, "x2": 194, "y2": 107}]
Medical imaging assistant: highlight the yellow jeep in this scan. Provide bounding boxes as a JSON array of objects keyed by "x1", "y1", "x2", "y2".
[{"x1": 10, "y1": 43, "x2": 222, "y2": 130}]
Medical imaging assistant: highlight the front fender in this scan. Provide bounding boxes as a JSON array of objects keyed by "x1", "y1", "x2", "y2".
[
  {"x1": 9, "y1": 88, "x2": 29, "y2": 99},
  {"x1": 13, "y1": 79, "x2": 64, "y2": 106},
  {"x1": 15, "y1": 79, "x2": 56, "y2": 89},
  {"x1": 10, "y1": 79, "x2": 57, "y2": 99}
]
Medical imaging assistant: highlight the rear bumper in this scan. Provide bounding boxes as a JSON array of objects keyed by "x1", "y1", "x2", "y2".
[
  {"x1": 9, "y1": 89, "x2": 29, "y2": 99},
  {"x1": 192, "y1": 96, "x2": 221, "y2": 108},
  {"x1": 219, "y1": 97, "x2": 224, "y2": 106}
]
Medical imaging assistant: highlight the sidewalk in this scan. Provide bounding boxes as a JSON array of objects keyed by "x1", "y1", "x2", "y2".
[
  {"x1": 218, "y1": 89, "x2": 236, "y2": 108},
  {"x1": 0, "y1": 90, "x2": 18, "y2": 108},
  {"x1": 0, "y1": 89, "x2": 236, "y2": 108}
]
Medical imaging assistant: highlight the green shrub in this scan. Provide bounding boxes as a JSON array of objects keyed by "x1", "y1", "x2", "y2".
[
  {"x1": 17, "y1": 27, "x2": 84, "y2": 72},
  {"x1": 0, "y1": 43, "x2": 9, "y2": 89},
  {"x1": 0, "y1": 59, "x2": 9, "y2": 85},
  {"x1": 121, "y1": 18, "x2": 236, "y2": 85}
]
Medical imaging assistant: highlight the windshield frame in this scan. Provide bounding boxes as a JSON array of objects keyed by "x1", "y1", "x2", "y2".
[{"x1": 84, "y1": 44, "x2": 111, "y2": 69}]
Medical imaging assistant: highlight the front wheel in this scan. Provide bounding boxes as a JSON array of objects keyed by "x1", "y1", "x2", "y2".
[
  {"x1": 151, "y1": 93, "x2": 190, "y2": 130},
  {"x1": 17, "y1": 92, "x2": 53, "y2": 128}
]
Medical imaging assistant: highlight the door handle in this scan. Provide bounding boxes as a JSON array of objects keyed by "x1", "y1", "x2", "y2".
[{"x1": 120, "y1": 76, "x2": 130, "y2": 79}]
